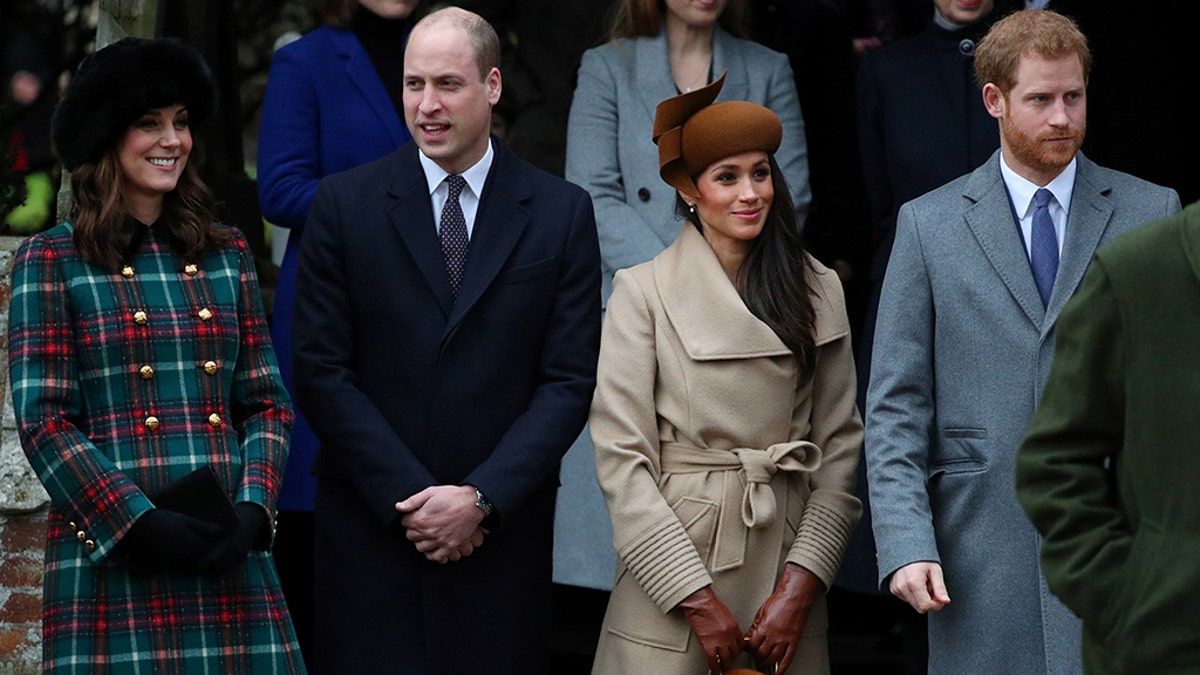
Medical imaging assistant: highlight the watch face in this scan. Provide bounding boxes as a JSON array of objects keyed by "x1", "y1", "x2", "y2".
[{"x1": 475, "y1": 489, "x2": 494, "y2": 515}]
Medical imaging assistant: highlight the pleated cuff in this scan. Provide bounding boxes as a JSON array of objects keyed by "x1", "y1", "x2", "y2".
[
  {"x1": 786, "y1": 495, "x2": 860, "y2": 588},
  {"x1": 619, "y1": 517, "x2": 713, "y2": 613}
]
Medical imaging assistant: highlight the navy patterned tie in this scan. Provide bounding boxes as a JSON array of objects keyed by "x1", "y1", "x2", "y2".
[
  {"x1": 1030, "y1": 188, "x2": 1059, "y2": 308},
  {"x1": 440, "y1": 174, "x2": 469, "y2": 298}
]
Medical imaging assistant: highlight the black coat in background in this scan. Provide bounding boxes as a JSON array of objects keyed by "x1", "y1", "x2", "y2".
[
  {"x1": 293, "y1": 138, "x2": 601, "y2": 674},
  {"x1": 451, "y1": 0, "x2": 618, "y2": 176},
  {"x1": 1051, "y1": 1, "x2": 1198, "y2": 205},
  {"x1": 848, "y1": 14, "x2": 1000, "y2": 593}
]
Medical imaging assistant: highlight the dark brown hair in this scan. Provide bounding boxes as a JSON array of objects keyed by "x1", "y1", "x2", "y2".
[
  {"x1": 678, "y1": 154, "x2": 817, "y2": 379},
  {"x1": 69, "y1": 148, "x2": 226, "y2": 272},
  {"x1": 975, "y1": 8, "x2": 1091, "y2": 94},
  {"x1": 609, "y1": 0, "x2": 747, "y2": 40}
]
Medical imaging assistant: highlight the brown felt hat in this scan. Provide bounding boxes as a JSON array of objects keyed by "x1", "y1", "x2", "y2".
[{"x1": 652, "y1": 72, "x2": 783, "y2": 202}]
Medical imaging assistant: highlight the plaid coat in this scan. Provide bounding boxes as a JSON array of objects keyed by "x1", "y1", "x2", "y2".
[{"x1": 7, "y1": 221, "x2": 305, "y2": 674}]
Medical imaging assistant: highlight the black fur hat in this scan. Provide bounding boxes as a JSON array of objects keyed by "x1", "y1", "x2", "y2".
[{"x1": 51, "y1": 37, "x2": 216, "y2": 171}]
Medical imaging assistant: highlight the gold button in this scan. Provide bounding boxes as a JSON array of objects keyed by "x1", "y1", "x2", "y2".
[
  {"x1": 121, "y1": 265, "x2": 134, "y2": 278},
  {"x1": 184, "y1": 263, "x2": 198, "y2": 275},
  {"x1": 203, "y1": 360, "x2": 218, "y2": 375},
  {"x1": 208, "y1": 413, "x2": 223, "y2": 428},
  {"x1": 85, "y1": 540, "x2": 96, "y2": 552},
  {"x1": 76, "y1": 530, "x2": 86, "y2": 542},
  {"x1": 134, "y1": 311, "x2": 148, "y2": 325},
  {"x1": 145, "y1": 416, "x2": 160, "y2": 431},
  {"x1": 139, "y1": 365, "x2": 154, "y2": 380},
  {"x1": 68, "y1": 521, "x2": 77, "y2": 531},
  {"x1": 198, "y1": 308, "x2": 213, "y2": 321}
]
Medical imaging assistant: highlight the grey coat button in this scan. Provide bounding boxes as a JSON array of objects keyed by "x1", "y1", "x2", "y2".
[{"x1": 637, "y1": 187, "x2": 651, "y2": 202}]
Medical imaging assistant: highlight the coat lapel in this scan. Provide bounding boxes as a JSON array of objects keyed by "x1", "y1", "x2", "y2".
[
  {"x1": 711, "y1": 27, "x2": 749, "y2": 104},
  {"x1": 963, "y1": 152, "x2": 1045, "y2": 327},
  {"x1": 387, "y1": 145, "x2": 455, "y2": 317},
  {"x1": 445, "y1": 139, "x2": 531, "y2": 332},
  {"x1": 333, "y1": 30, "x2": 410, "y2": 148},
  {"x1": 655, "y1": 225, "x2": 791, "y2": 360},
  {"x1": 634, "y1": 32, "x2": 677, "y2": 124},
  {"x1": 1042, "y1": 154, "x2": 1113, "y2": 333}
]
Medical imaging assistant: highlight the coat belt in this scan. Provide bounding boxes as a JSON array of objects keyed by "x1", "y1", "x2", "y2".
[{"x1": 660, "y1": 441, "x2": 822, "y2": 571}]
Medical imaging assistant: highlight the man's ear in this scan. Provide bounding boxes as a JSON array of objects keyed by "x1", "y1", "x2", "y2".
[
  {"x1": 982, "y1": 82, "x2": 1005, "y2": 120},
  {"x1": 486, "y1": 67, "x2": 502, "y2": 106}
]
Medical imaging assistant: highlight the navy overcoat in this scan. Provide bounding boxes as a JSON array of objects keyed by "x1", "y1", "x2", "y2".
[{"x1": 293, "y1": 137, "x2": 601, "y2": 673}]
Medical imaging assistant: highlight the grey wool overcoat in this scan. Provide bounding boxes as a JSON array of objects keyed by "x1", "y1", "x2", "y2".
[
  {"x1": 590, "y1": 225, "x2": 862, "y2": 674},
  {"x1": 865, "y1": 151, "x2": 1180, "y2": 674}
]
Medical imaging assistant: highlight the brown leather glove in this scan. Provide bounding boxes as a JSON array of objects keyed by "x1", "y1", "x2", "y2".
[
  {"x1": 744, "y1": 563, "x2": 824, "y2": 673},
  {"x1": 677, "y1": 586, "x2": 744, "y2": 672}
]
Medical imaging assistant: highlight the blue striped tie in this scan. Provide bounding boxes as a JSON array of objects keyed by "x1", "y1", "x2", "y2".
[{"x1": 1031, "y1": 188, "x2": 1059, "y2": 308}]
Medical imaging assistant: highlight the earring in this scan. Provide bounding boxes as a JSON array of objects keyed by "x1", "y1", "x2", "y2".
[{"x1": 687, "y1": 202, "x2": 695, "y2": 214}]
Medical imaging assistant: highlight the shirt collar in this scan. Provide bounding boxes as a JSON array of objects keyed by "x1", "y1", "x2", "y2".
[
  {"x1": 418, "y1": 138, "x2": 494, "y2": 199},
  {"x1": 1000, "y1": 154, "x2": 1078, "y2": 218}
]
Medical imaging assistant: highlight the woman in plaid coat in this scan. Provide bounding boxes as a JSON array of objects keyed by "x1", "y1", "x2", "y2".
[{"x1": 7, "y1": 38, "x2": 305, "y2": 673}]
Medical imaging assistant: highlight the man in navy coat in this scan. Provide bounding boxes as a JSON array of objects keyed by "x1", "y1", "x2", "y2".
[{"x1": 292, "y1": 7, "x2": 601, "y2": 673}]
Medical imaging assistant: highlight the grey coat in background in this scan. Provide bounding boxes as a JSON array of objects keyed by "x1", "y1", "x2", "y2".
[{"x1": 865, "y1": 151, "x2": 1180, "y2": 674}]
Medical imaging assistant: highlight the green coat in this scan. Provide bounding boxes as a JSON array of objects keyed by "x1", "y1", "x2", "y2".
[
  {"x1": 1017, "y1": 201, "x2": 1200, "y2": 674},
  {"x1": 7, "y1": 222, "x2": 304, "y2": 673}
]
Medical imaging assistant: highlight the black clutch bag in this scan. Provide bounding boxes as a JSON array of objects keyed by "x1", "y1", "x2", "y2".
[{"x1": 148, "y1": 465, "x2": 240, "y2": 534}]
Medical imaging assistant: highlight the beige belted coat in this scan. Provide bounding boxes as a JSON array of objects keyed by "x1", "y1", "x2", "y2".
[{"x1": 590, "y1": 224, "x2": 863, "y2": 674}]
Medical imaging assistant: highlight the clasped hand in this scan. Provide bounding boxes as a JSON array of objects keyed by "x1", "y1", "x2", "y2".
[
  {"x1": 395, "y1": 485, "x2": 488, "y2": 564},
  {"x1": 681, "y1": 564, "x2": 823, "y2": 674}
]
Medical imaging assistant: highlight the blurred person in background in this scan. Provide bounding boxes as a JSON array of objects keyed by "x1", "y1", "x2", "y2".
[{"x1": 256, "y1": 0, "x2": 426, "y2": 662}]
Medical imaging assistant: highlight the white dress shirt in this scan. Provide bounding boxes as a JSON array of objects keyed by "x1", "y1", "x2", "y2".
[
  {"x1": 1000, "y1": 154, "x2": 1076, "y2": 260},
  {"x1": 419, "y1": 139, "x2": 495, "y2": 240}
]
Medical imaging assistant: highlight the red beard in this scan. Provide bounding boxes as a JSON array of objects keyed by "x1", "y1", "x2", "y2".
[{"x1": 1002, "y1": 114, "x2": 1086, "y2": 177}]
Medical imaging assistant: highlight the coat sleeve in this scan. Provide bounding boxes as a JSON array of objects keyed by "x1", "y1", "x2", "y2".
[
  {"x1": 565, "y1": 48, "x2": 666, "y2": 278},
  {"x1": 227, "y1": 231, "x2": 295, "y2": 519},
  {"x1": 459, "y1": 189, "x2": 602, "y2": 521},
  {"x1": 1016, "y1": 259, "x2": 1129, "y2": 633},
  {"x1": 591, "y1": 269, "x2": 714, "y2": 613},
  {"x1": 257, "y1": 43, "x2": 322, "y2": 232},
  {"x1": 785, "y1": 267, "x2": 863, "y2": 588},
  {"x1": 292, "y1": 179, "x2": 440, "y2": 526},
  {"x1": 7, "y1": 236, "x2": 154, "y2": 562},
  {"x1": 864, "y1": 200, "x2": 940, "y2": 587},
  {"x1": 763, "y1": 50, "x2": 812, "y2": 228}
]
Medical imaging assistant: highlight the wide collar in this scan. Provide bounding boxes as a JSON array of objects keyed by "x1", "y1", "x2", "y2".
[
  {"x1": 329, "y1": 26, "x2": 410, "y2": 148},
  {"x1": 652, "y1": 225, "x2": 847, "y2": 361},
  {"x1": 633, "y1": 25, "x2": 752, "y2": 127},
  {"x1": 964, "y1": 150, "x2": 1114, "y2": 333},
  {"x1": 385, "y1": 137, "x2": 532, "y2": 331}
]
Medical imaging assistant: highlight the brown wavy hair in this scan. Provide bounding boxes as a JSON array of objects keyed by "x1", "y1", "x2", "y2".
[
  {"x1": 68, "y1": 148, "x2": 227, "y2": 272},
  {"x1": 609, "y1": 0, "x2": 747, "y2": 40}
]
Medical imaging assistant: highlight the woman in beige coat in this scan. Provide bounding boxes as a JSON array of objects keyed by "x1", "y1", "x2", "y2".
[{"x1": 590, "y1": 75, "x2": 862, "y2": 675}]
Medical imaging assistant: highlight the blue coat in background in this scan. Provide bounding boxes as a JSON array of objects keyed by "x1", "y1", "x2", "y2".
[{"x1": 257, "y1": 24, "x2": 412, "y2": 510}]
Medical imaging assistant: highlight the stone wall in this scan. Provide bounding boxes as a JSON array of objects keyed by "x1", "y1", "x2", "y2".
[{"x1": 0, "y1": 235, "x2": 48, "y2": 672}]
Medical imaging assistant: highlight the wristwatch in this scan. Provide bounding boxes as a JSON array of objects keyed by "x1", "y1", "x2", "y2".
[{"x1": 473, "y1": 487, "x2": 495, "y2": 520}]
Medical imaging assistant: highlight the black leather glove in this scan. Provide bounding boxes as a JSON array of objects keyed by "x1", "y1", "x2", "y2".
[
  {"x1": 193, "y1": 503, "x2": 269, "y2": 575},
  {"x1": 677, "y1": 586, "x2": 744, "y2": 672},
  {"x1": 744, "y1": 563, "x2": 824, "y2": 673},
  {"x1": 117, "y1": 508, "x2": 225, "y2": 576}
]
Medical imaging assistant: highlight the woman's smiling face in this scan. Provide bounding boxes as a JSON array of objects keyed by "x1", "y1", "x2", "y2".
[{"x1": 117, "y1": 104, "x2": 192, "y2": 220}]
